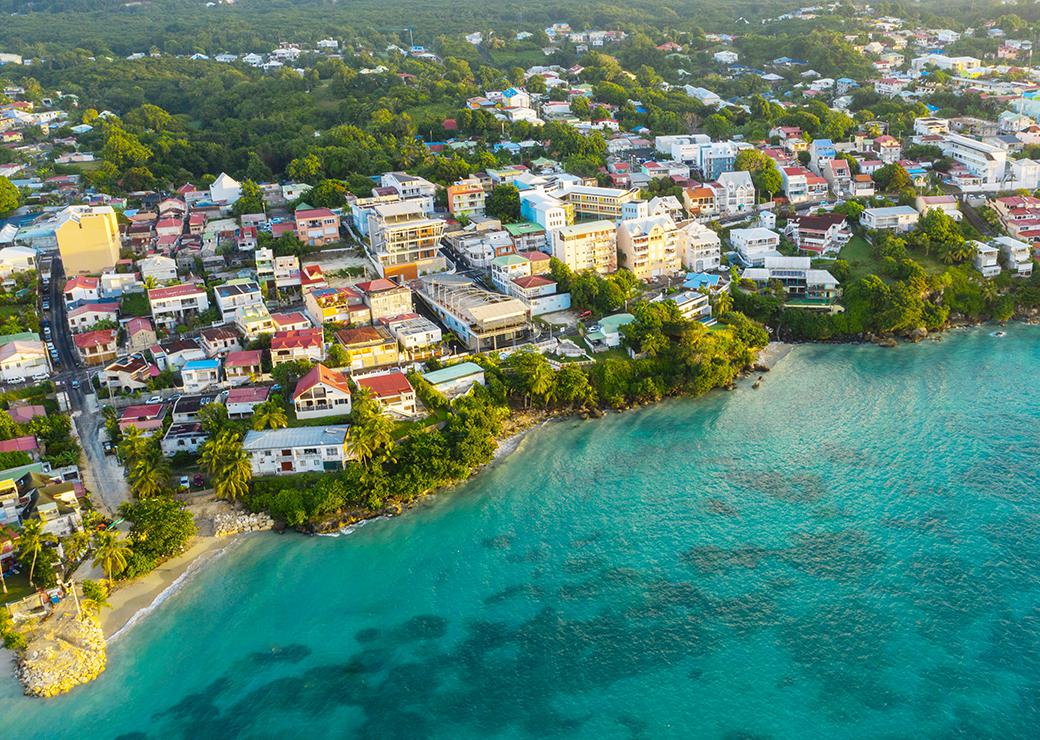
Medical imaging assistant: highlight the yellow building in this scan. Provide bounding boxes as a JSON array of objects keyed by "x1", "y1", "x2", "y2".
[
  {"x1": 553, "y1": 184, "x2": 641, "y2": 220},
  {"x1": 616, "y1": 215, "x2": 683, "y2": 280},
  {"x1": 55, "y1": 205, "x2": 121, "y2": 275},
  {"x1": 551, "y1": 220, "x2": 618, "y2": 275}
]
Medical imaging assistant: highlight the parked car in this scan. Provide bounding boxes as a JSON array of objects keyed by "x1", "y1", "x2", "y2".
[
  {"x1": 179, "y1": 475, "x2": 190, "y2": 490},
  {"x1": 71, "y1": 378, "x2": 80, "y2": 390},
  {"x1": 191, "y1": 473, "x2": 204, "y2": 488},
  {"x1": 146, "y1": 395, "x2": 162, "y2": 404},
  {"x1": 102, "y1": 440, "x2": 114, "y2": 455}
]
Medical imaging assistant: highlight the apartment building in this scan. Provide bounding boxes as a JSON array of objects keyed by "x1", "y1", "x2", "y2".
[
  {"x1": 939, "y1": 133, "x2": 1008, "y2": 188},
  {"x1": 552, "y1": 220, "x2": 618, "y2": 274},
  {"x1": 416, "y1": 274, "x2": 530, "y2": 352},
  {"x1": 148, "y1": 282, "x2": 211, "y2": 330},
  {"x1": 214, "y1": 279, "x2": 264, "y2": 321},
  {"x1": 551, "y1": 183, "x2": 641, "y2": 221},
  {"x1": 616, "y1": 215, "x2": 683, "y2": 280},
  {"x1": 334, "y1": 326, "x2": 400, "y2": 371},
  {"x1": 972, "y1": 241, "x2": 1001, "y2": 278},
  {"x1": 355, "y1": 278, "x2": 412, "y2": 321},
  {"x1": 447, "y1": 178, "x2": 487, "y2": 218},
  {"x1": 380, "y1": 172, "x2": 437, "y2": 214},
  {"x1": 55, "y1": 205, "x2": 121, "y2": 275},
  {"x1": 713, "y1": 171, "x2": 755, "y2": 215},
  {"x1": 678, "y1": 221, "x2": 722, "y2": 272},
  {"x1": 367, "y1": 200, "x2": 447, "y2": 280},
  {"x1": 381, "y1": 313, "x2": 443, "y2": 360},
  {"x1": 741, "y1": 256, "x2": 841, "y2": 302},
  {"x1": 994, "y1": 236, "x2": 1034, "y2": 277},
  {"x1": 294, "y1": 208, "x2": 341, "y2": 247},
  {"x1": 255, "y1": 248, "x2": 301, "y2": 292},
  {"x1": 784, "y1": 214, "x2": 851, "y2": 256}
]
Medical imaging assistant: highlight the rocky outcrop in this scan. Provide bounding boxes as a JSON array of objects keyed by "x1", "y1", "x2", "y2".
[
  {"x1": 213, "y1": 511, "x2": 274, "y2": 537},
  {"x1": 908, "y1": 327, "x2": 928, "y2": 342},
  {"x1": 17, "y1": 610, "x2": 106, "y2": 698}
]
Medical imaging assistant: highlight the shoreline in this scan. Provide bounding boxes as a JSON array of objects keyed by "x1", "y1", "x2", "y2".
[{"x1": 102, "y1": 534, "x2": 237, "y2": 640}]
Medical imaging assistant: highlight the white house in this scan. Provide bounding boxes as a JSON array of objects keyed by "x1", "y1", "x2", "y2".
[
  {"x1": 243, "y1": 426, "x2": 352, "y2": 476},
  {"x1": 972, "y1": 241, "x2": 1001, "y2": 278},
  {"x1": 292, "y1": 364, "x2": 352, "y2": 419},
  {"x1": 730, "y1": 227, "x2": 782, "y2": 266},
  {"x1": 209, "y1": 172, "x2": 242, "y2": 205},
  {"x1": 861, "y1": 206, "x2": 920, "y2": 232}
]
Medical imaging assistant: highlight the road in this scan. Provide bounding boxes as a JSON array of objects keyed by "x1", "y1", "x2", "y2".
[{"x1": 47, "y1": 261, "x2": 130, "y2": 515}]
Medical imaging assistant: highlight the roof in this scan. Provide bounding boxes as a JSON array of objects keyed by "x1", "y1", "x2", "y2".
[
  {"x1": 0, "y1": 435, "x2": 37, "y2": 454},
  {"x1": 73, "y1": 329, "x2": 116, "y2": 349},
  {"x1": 271, "y1": 327, "x2": 323, "y2": 350},
  {"x1": 63, "y1": 276, "x2": 98, "y2": 292},
  {"x1": 271, "y1": 311, "x2": 310, "y2": 328},
  {"x1": 512, "y1": 275, "x2": 555, "y2": 289},
  {"x1": 336, "y1": 325, "x2": 392, "y2": 346},
  {"x1": 68, "y1": 302, "x2": 119, "y2": 318},
  {"x1": 226, "y1": 385, "x2": 272, "y2": 404},
  {"x1": 126, "y1": 316, "x2": 154, "y2": 335},
  {"x1": 148, "y1": 282, "x2": 204, "y2": 301},
  {"x1": 519, "y1": 250, "x2": 551, "y2": 261},
  {"x1": 422, "y1": 361, "x2": 485, "y2": 385},
  {"x1": 224, "y1": 349, "x2": 262, "y2": 367},
  {"x1": 356, "y1": 370, "x2": 413, "y2": 398},
  {"x1": 355, "y1": 278, "x2": 402, "y2": 294},
  {"x1": 295, "y1": 208, "x2": 336, "y2": 220},
  {"x1": 183, "y1": 358, "x2": 219, "y2": 371},
  {"x1": 120, "y1": 403, "x2": 165, "y2": 420},
  {"x1": 293, "y1": 363, "x2": 351, "y2": 399},
  {"x1": 243, "y1": 426, "x2": 349, "y2": 451}
]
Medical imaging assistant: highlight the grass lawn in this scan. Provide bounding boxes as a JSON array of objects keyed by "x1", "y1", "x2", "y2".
[
  {"x1": 840, "y1": 234, "x2": 951, "y2": 283},
  {"x1": 1, "y1": 569, "x2": 38, "y2": 605}
]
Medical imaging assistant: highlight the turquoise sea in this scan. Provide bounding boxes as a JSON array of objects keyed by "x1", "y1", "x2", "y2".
[{"x1": 3, "y1": 326, "x2": 1040, "y2": 739}]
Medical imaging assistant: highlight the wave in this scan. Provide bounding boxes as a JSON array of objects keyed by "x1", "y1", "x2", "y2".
[
  {"x1": 106, "y1": 540, "x2": 237, "y2": 644},
  {"x1": 318, "y1": 516, "x2": 389, "y2": 538}
]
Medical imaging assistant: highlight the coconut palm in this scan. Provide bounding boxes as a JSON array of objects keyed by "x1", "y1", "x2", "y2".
[
  {"x1": 712, "y1": 289, "x2": 733, "y2": 317},
  {"x1": 80, "y1": 580, "x2": 111, "y2": 615},
  {"x1": 125, "y1": 435, "x2": 171, "y2": 499},
  {"x1": 252, "y1": 400, "x2": 288, "y2": 431},
  {"x1": 92, "y1": 530, "x2": 132, "y2": 587},
  {"x1": 199, "y1": 430, "x2": 252, "y2": 502},
  {"x1": 16, "y1": 518, "x2": 53, "y2": 587},
  {"x1": 348, "y1": 391, "x2": 394, "y2": 466}
]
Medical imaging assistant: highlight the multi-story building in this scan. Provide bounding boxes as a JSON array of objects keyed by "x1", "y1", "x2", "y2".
[
  {"x1": 784, "y1": 214, "x2": 851, "y2": 256},
  {"x1": 243, "y1": 426, "x2": 352, "y2": 476},
  {"x1": 519, "y1": 190, "x2": 570, "y2": 235},
  {"x1": 102, "y1": 354, "x2": 157, "y2": 394},
  {"x1": 552, "y1": 221, "x2": 618, "y2": 274},
  {"x1": 66, "y1": 302, "x2": 119, "y2": 333},
  {"x1": 416, "y1": 274, "x2": 530, "y2": 352},
  {"x1": 181, "y1": 358, "x2": 221, "y2": 393},
  {"x1": 490, "y1": 254, "x2": 532, "y2": 293},
  {"x1": 972, "y1": 241, "x2": 1001, "y2": 278},
  {"x1": 55, "y1": 205, "x2": 121, "y2": 275},
  {"x1": 294, "y1": 208, "x2": 341, "y2": 247},
  {"x1": 713, "y1": 171, "x2": 755, "y2": 215},
  {"x1": 939, "y1": 134, "x2": 1008, "y2": 189},
  {"x1": 551, "y1": 183, "x2": 641, "y2": 221},
  {"x1": 62, "y1": 276, "x2": 100, "y2": 307},
  {"x1": 292, "y1": 363, "x2": 353, "y2": 419},
  {"x1": 148, "y1": 282, "x2": 211, "y2": 330},
  {"x1": 381, "y1": 313, "x2": 443, "y2": 360},
  {"x1": 137, "y1": 254, "x2": 177, "y2": 283},
  {"x1": 355, "y1": 371, "x2": 416, "y2": 418},
  {"x1": 355, "y1": 278, "x2": 412, "y2": 321},
  {"x1": 781, "y1": 166, "x2": 829, "y2": 204},
  {"x1": 270, "y1": 327, "x2": 325, "y2": 366},
  {"x1": 367, "y1": 201, "x2": 447, "y2": 280},
  {"x1": 73, "y1": 328, "x2": 118, "y2": 365},
  {"x1": 741, "y1": 256, "x2": 841, "y2": 302},
  {"x1": 214, "y1": 279, "x2": 264, "y2": 321},
  {"x1": 335, "y1": 326, "x2": 400, "y2": 371},
  {"x1": 994, "y1": 236, "x2": 1034, "y2": 277},
  {"x1": 224, "y1": 349, "x2": 264, "y2": 385},
  {"x1": 861, "y1": 206, "x2": 920, "y2": 232},
  {"x1": 447, "y1": 178, "x2": 487, "y2": 218},
  {"x1": 615, "y1": 215, "x2": 683, "y2": 280},
  {"x1": 304, "y1": 285, "x2": 371, "y2": 326},
  {"x1": 380, "y1": 172, "x2": 437, "y2": 214},
  {"x1": 0, "y1": 337, "x2": 49, "y2": 382},
  {"x1": 678, "y1": 221, "x2": 722, "y2": 272},
  {"x1": 254, "y1": 248, "x2": 301, "y2": 293},
  {"x1": 730, "y1": 227, "x2": 782, "y2": 266}
]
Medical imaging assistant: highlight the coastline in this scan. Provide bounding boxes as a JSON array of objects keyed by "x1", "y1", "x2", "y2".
[{"x1": 102, "y1": 534, "x2": 237, "y2": 640}]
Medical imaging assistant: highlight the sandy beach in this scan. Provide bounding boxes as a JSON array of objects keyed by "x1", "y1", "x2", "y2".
[{"x1": 102, "y1": 534, "x2": 235, "y2": 639}]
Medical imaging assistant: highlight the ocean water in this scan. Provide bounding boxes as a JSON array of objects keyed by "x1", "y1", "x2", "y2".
[{"x1": 3, "y1": 326, "x2": 1040, "y2": 739}]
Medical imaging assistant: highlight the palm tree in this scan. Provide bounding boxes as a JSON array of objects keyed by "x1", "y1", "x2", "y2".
[
  {"x1": 92, "y1": 530, "x2": 132, "y2": 587},
  {"x1": 252, "y1": 400, "x2": 288, "y2": 431},
  {"x1": 143, "y1": 276, "x2": 158, "y2": 290},
  {"x1": 199, "y1": 430, "x2": 252, "y2": 502},
  {"x1": 712, "y1": 289, "x2": 733, "y2": 317},
  {"x1": 126, "y1": 438, "x2": 171, "y2": 499},
  {"x1": 16, "y1": 518, "x2": 51, "y2": 587},
  {"x1": 80, "y1": 580, "x2": 111, "y2": 615}
]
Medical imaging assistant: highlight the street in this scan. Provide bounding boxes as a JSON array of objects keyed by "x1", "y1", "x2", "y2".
[{"x1": 47, "y1": 261, "x2": 130, "y2": 515}]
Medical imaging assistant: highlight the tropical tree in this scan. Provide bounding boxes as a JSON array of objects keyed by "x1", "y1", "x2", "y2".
[
  {"x1": 199, "y1": 430, "x2": 252, "y2": 502},
  {"x1": 121, "y1": 426, "x2": 171, "y2": 499},
  {"x1": 712, "y1": 289, "x2": 734, "y2": 317},
  {"x1": 348, "y1": 389, "x2": 394, "y2": 467},
  {"x1": 505, "y1": 349, "x2": 556, "y2": 407},
  {"x1": 80, "y1": 579, "x2": 111, "y2": 615},
  {"x1": 92, "y1": 529, "x2": 131, "y2": 586},
  {"x1": 252, "y1": 399, "x2": 288, "y2": 431},
  {"x1": 16, "y1": 518, "x2": 54, "y2": 587}
]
